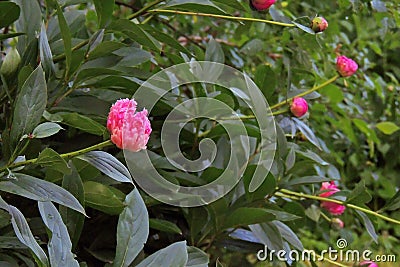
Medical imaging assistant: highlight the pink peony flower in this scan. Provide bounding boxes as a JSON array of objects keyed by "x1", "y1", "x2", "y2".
[
  {"x1": 360, "y1": 261, "x2": 378, "y2": 267},
  {"x1": 336, "y1": 55, "x2": 358, "y2": 77},
  {"x1": 331, "y1": 218, "x2": 344, "y2": 229},
  {"x1": 250, "y1": 0, "x2": 275, "y2": 11},
  {"x1": 290, "y1": 97, "x2": 308, "y2": 117},
  {"x1": 319, "y1": 181, "x2": 346, "y2": 215},
  {"x1": 311, "y1": 17, "x2": 328, "y2": 33},
  {"x1": 107, "y1": 98, "x2": 152, "y2": 152}
]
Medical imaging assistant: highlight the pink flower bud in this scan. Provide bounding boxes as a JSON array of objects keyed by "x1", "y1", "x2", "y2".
[
  {"x1": 311, "y1": 17, "x2": 328, "y2": 33},
  {"x1": 290, "y1": 97, "x2": 308, "y2": 117},
  {"x1": 331, "y1": 218, "x2": 344, "y2": 229},
  {"x1": 319, "y1": 182, "x2": 346, "y2": 215},
  {"x1": 250, "y1": 0, "x2": 276, "y2": 11},
  {"x1": 336, "y1": 55, "x2": 358, "y2": 77},
  {"x1": 107, "y1": 98, "x2": 152, "y2": 152},
  {"x1": 360, "y1": 261, "x2": 378, "y2": 267}
]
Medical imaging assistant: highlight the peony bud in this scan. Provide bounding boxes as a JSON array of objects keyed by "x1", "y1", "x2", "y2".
[
  {"x1": 107, "y1": 98, "x2": 152, "y2": 152},
  {"x1": 0, "y1": 48, "x2": 21, "y2": 77},
  {"x1": 319, "y1": 181, "x2": 346, "y2": 215},
  {"x1": 331, "y1": 218, "x2": 344, "y2": 229},
  {"x1": 290, "y1": 97, "x2": 308, "y2": 117},
  {"x1": 250, "y1": 0, "x2": 276, "y2": 11},
  {"x1": 336, "y1": 55, "x2": 358, "y2": 77},
  {"x1": 359, "y1": 261, "x2": 378, "y2": 267},
  {"x1": 311, "y1": 17, "x2": 328, "y2": 33}
]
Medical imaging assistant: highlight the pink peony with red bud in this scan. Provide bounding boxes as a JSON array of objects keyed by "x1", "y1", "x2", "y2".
[
  {"x1": 107, "y1": 98, "x2": 152, "y2": 152},
  {"x1": 250, "y1": 0, "x2": 276, "y2": 11},
  {"x1": 319, "y1": 181, "x2": 346, "y2": 215}
]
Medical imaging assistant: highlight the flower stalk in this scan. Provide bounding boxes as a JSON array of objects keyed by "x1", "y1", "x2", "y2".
[
  {"x1": 149, "y1": 9, "x2": 295, "y2": 27},
  {"x1": 0, "y1": 140, "x2": 113, "y2": 173},
  {"x1": 277, "y1": 188, "x2": 400, "y2": 226}
]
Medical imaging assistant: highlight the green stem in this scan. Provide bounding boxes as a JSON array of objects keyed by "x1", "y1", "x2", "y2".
[
  {"x1": 128, "y1": 0, "x2": 164, "y2": 20},
  {"x1": 149, "y1": 9, "x2": 295, "y2": 27},
  {"x1": 1, "y1": 140, "x2": 113, "y2": 173},
  {"x1": 320, "y1": 211, "x2": 332, "y2": 223},
  {"x1": 269, "y1": 75, "x2": 340, "y2": 110},
  {"x1": 191, "y1": 76, "x2": 338, "y2": 125},
  {"x1": 278, "y1": 189, "x2": 400, "y2": 226}
]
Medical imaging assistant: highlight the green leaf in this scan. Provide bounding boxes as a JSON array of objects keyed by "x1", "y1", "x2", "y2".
[
  {"x1": 287, "y1": 176, "x2": 335, "y2": 186},
  {"x1": 292, "y1": 118, "x2": 321, "y2": 149},
  {"x1": 291, "y1": 21, "x2": 315, "y2": 35},
  {"x1": 296, "y1": 150, "x2": 329, "y2": 165},
  {"x1": 32, "y1": 122, "x2": 63, "y2": 139},
  {"x1": 205, "y1": 37, "x2": 224, "y2": 64},
  {"x1": 60, "y1": 162, "x2": 85, "y2": 250},
  {"x1": 255, "y1": 65, "x2": 277, "y2": 100},
  {"x1": 212, "y1": 0, "x2": 245, "y2": 11},
  {"x1": 38, "y1": 202, "x2": 79, "y2": 267},
  {"x1": 0, "y1": 2, "x2": 20, "y2": 28},
  {"x1": 20, "y1": 38, "x2": 38, "y2": 68},
  {"x1": 83, "y1": 181, "x2": 125, "y2": 215},
  {"x1": 39, "y1": 23, "x2": 56, "y2": 78},
  {"x1": 0, "y1": 197, "x2": 49, "y2": 267},
  {"x1": 223, "y1": 208, "x2": 276, "y2": 229},
  {"x1": 186, "y1": 246, "x2": 209, "y2": 267},
  {"x1": 36, "y1": 148, "x2": 71, "y2": 175},
  {"x1": 149, "y1": 219, "x2": 182, "y2": 235},
  {"x1": 346, "y1": 181, "x2": 372, "y2": 205},
  {"x1": 0, "y1": 174, "x2": 85, "y2": 215},
  {"x1": 353, "y1": 118, "x2": 380, "y2": 143},
  {"x1": 13, "y1": 0, "x2": 41, "y2": 51},
  {"x1": 305, "y1": 204, "x2": 321, "y2": 222},
  {"x1": 87, "y1": 41, "x2": 127, "y2": 60},
  {"x1": 136, "y1": 241, "x2": 188, "y2": 267},
  {"x1": 376, "y1": 122, "x2": 400, "y2": 135},
  {"x1": 381, "y1": 190, "x2": 400, "y2": 211},
  {"x1": 109, "y1": 19, "x2": 162, "y2": 51},
  {"x1": 249, "y1": 223, "x2": 283, "y2": 251},
  {"x1": 93, "y1": 0, "x2": 114, "y2": 28},
  {"x1": 0, "y1": 236, "x2": 26, "y2": 249},
  {"x1": 320, "y1": 84, "x2": 344, "y2": 104},
  {"x1": 262, "y1": 209, "x2": 301, "y2": 221},
  {"x1": 58, "y1": 112, "x2": 106, "y2": 136},
  {"x1": 77, "y1": 151, "x2": 132, "y2": 184},
  {"x1": 87, "y1": 29, "x2": 105, "y2": 53},
  {"x1": 355, "y1": 210, "x2": 378, "y2": 243},
  {"x1": 55, "y1": 2, "x2": 72, "y2": 77},
  {"x1": 74, "y1": 68, "x2": 123, "y2": 84},
  {"x1": 163, "y1": 0, "x2": 225, "y2": 14},
  {"x1": 243, "y1": 167, "x2": 276, "y2": 201},
  {"x1": 113, "y1": 188, "x2": 149, "y2": 267},
  {"x1": 140, "y1": 25, "x2": 192, "y2": 55},
  {"x1": 272, "y1": 221, "x2": 303, "y2": 251},
  {"x1": 10, "y1": 65, "x2": 47, "y2": 148},
  {"x1": 113, "y1": 47, "x2": 152, "y2": 66},
  {"x1": 285, "y1": 147, "x2": 295, "y2": 171},
  {"x1": 0, "y1": 33, "x2": 24, "y2": 41}
]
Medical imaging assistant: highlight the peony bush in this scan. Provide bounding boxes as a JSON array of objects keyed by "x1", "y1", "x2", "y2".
[{"x1": 0, "y1": 0, "x2": 399, "y2": 266}]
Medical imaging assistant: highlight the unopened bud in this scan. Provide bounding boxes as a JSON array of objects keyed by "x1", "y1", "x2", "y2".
[{"x1": 311, "y1": 17, "x2": 328, "y2": 33}]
